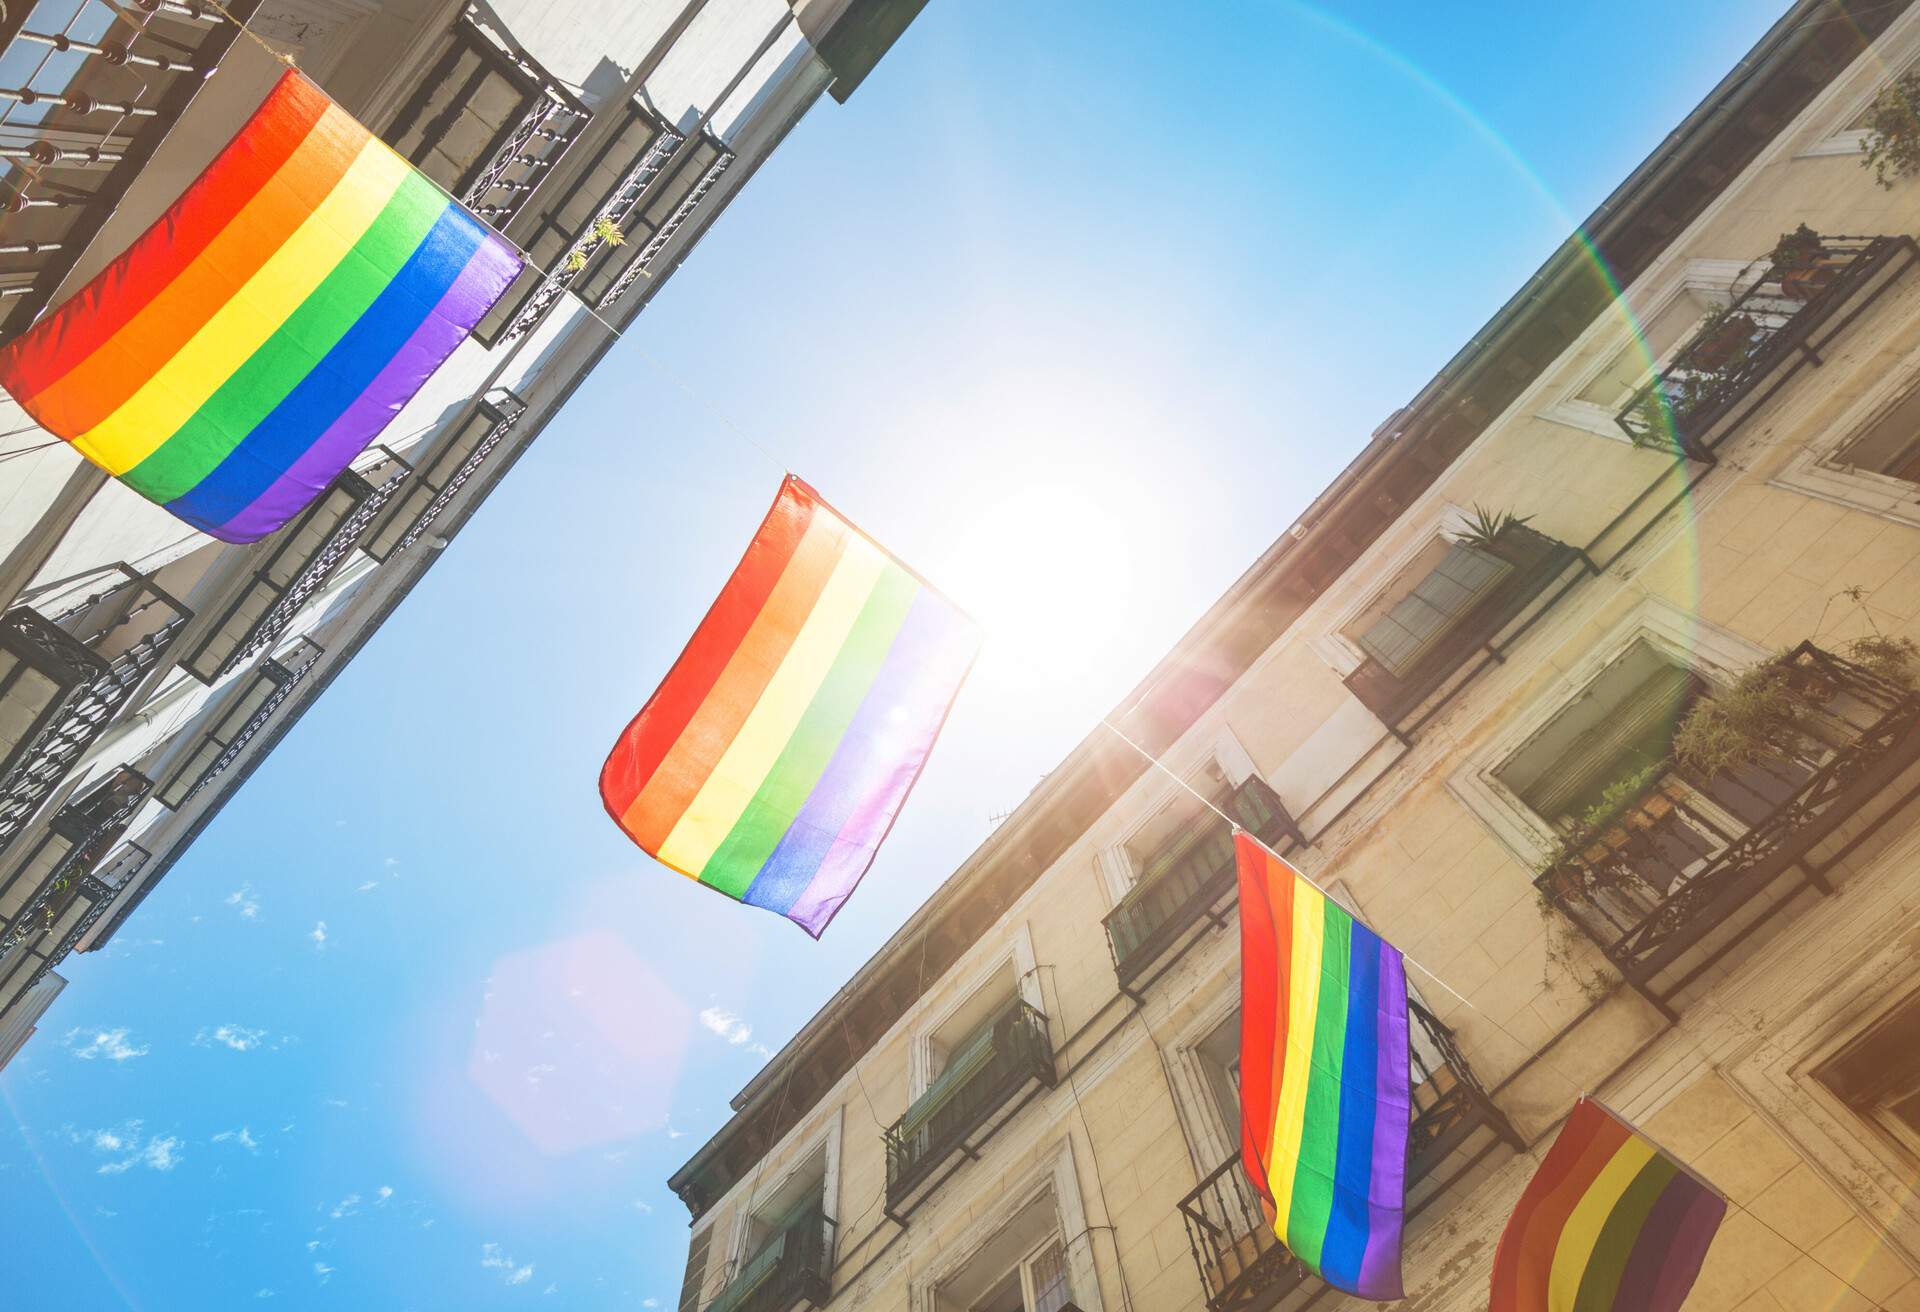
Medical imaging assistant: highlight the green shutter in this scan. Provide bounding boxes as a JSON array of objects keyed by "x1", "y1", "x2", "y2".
[
  {"x1": 1523, "y1": 664, "x2": 1697, "y2": 825},
  {"x1": 1357, "y1": 544, "x2": 1513, "y2": 678}
]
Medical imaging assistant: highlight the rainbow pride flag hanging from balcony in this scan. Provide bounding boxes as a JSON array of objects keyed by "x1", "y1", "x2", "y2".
[
  {"x1": 1488, "y1": 1098, "x2": 1724, "y2": 1312},
  {"x1": 0, "y1": 71, "x2": 521, "y2": 543},
  {"x1": 1237, "y1": 832, "x2": 1410, "y2": 1300},
  {"x1": 600, "y1": 476, "x2": 979, "y2": 937}
]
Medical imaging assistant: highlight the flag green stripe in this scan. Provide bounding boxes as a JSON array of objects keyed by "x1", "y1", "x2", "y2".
[
  {"x1": 1287, "y1": 897, "x2": 1352, "y2": 1265},
  {"x1": 124, "y1": 172, "x2": 447, "y2": 502},
  {"x1": 699, "y1": 565, "x2": 918, "y2": 896},
  {"x1": 1572, "y1": 1154, "x2": 1680, "y2": 1311}
]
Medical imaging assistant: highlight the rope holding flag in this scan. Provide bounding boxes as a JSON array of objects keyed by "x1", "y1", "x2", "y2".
[
  {"x1": 1489, "y1": 1097, "x2": 1726, "y2": 1312},
  {"x1": 0, "y1": 70, "x2": 522, "y2": 543},
  {"x1": 600, "y1": 475, "x2": 980, "y2": 937},
  {"x1": 1236, "y1": 831, "x2": 1411, "y2": 1300}
]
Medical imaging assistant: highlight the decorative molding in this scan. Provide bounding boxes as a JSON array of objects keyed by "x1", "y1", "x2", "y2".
[
  {"x1": 1091, "y1": 724, "x2": 1263, "y2": 903},
  {"x1": 721, "y1": 1105, "x2": 844, "y2": 1275}
]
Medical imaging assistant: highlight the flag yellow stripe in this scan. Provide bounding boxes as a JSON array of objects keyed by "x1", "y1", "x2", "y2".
[
  {"x1": 1547, "y1": 1135, "x2": 1656, "y2": 1309},
  {"x1": 71, "y1": 139, "x2": 410, "y2": 474},
  {"x1": 1266, "y1": 878, "x2": 1326, "y2": 1236},
  {"x1": 658, "y1": 534, "x2": 888, "y2": 875}
]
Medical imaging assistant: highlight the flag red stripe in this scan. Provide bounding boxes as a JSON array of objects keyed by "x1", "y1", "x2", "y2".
[
  {"x1": 598, "y1": 478, "x2": 816, "y2": 818},
  {"x1": 1237, "y1": 834, "x2": 1282, "y2": 1188},
  {"x1": 0, "y1": 75, "x2": 330, "y2": 404},
  {"x1": 1489, "y1": 1100, "x2": 1629, "y2": 1312}
]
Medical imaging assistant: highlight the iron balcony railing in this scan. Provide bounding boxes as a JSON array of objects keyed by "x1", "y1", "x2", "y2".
[
  {"x1": 1103, "y1": 777, "x2": 1304, "y2": 999},
  {"x1": 379, "y1": 394, "x2": 529, "y2": 557},
  {"x1": 0, "y1": 765, "x2": 150, "y2": 958},
  {"x1": 1178, "y1": 1002, "x2": 1520, "y2": 1312},
  {"x1": 1535, "y1": 641, "x2": 1920, "y2": 1018},
  {"x1": 0, "y1": 568, "x2": 187, "y2": 854},
  {"x1": 1343, "y1": 525, "x2": 1588, "y2": 738},
  {"x1": 1616, "y1": 234, "x2": 1920, "y2": 460},
  {"x1": 883, "y1": 997, "x2": 1055, "y2": 1219},
  {"x1": 598, "y1": 149, "x2": 735, "y2": 310},
  {"x1": 173, "y1": 643, "x2": 323, "y2": 811},
  {"x1": 704, "y1": 1198, "x2": 833, "y2": 1312}
]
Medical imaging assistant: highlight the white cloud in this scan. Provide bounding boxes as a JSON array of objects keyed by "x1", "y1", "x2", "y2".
[
  {"x1": 375, "y1": 1185, "x2": 393, "y2": 1203},
  {"x1": 330, "y1": 1193, "x2": 360, "y2": 1220},
  {"x1": 63, "y1": 1028, "x2": 148, "y2": 1062},
  {"x1": 641, "y1": 1300, "x2": 660, "y2": 1309},
  {"x1": 226, "y1": 883, "x2": 261, "y2": 920},
  {"x1": 309, "y1": 921, "x2": 328, "y2": 949},
  {"x1": 383, "y1": 857, "x2": 398, "y2": 868},
  {"x1": 212, "y1": 1127, "x2": 260, "y2": 1153},
  {"x1": 195, "y1": 1024, "x2": 269, "y2": 1052},
  {"x1": 697, "y1": 1007, "x2": 752, "y2": 1046},
  {"x1": 356, "y1": 881, "x2": 379, "y2": 892},
  {"x1": 481, "y1": 1243, "x2": 534, "y2": 1286},
  {"x1": 95, "y1": 1130, "x2": 183, "y2": 1175},
  {"x1": 256, "y1": 1290, "x2": 275, "y2": 1300},
  {"x1": 312, "y1": 1262, "x2": 334, "y2": 1283},
  {"x1": 632, "y1": 1200, "x2": 652, "y2": 1214}
]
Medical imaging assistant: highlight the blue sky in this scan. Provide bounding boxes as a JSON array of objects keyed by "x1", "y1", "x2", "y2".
[{"x1": 1, "y1": 2, "x2": 1785, "y2": 1306}]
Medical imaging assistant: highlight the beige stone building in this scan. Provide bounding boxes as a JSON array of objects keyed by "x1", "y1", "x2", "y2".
[{"x1": 666, "y1": 3, "x2": 1920, "y2": 1310}]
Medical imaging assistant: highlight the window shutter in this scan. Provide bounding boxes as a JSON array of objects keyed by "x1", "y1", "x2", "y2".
[
  {"x1": 1357, "y1": 544, "x2": 1512, "y2": 678},
  {"x1": 1523, "y1": 664, "x2": 1696, "y2": 824}
]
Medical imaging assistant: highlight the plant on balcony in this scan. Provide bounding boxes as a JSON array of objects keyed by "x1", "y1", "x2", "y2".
[
  {"x1": 1861, "y1": 72, "x2": 1920, "y2": 189},
  {"x1": 1768, "y1": 224, "x2": 1825, "y2": 273},
  {"x1": 1452, "y1": 504, "x2": 1534, "y2": 553},
  {"x1": 1768, "y1": 225, "x2": 1846, "y2": 302}
]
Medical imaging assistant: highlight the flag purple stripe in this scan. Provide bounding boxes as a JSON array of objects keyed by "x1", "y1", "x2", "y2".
[
  {"x1": 1644, "y1": 1185, "x2": 1727, "y2": 1312},
  {"x1": 1357, "y1": 943, "x2": 1410, "y2": 1297},
  {"x1": 778, "y1": 593, "x2": 976, "y2": 936},
  {"x1": 217, "y1": 237, "x2": 520, "y2": 540}
]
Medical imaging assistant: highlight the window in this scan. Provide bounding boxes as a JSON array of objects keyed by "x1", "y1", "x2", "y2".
[
  {"x1": 1351, "y1": 541, "x2": 1512, "y2": 679},
  {"x1": 1814, "y1": 990, "x2": 1920, "y2": 1166},
  {"x1": 1833, "y1": 379, "x2": 1920, "y2": 483},
  {"x1": 471, "y1": 105, "x2": 674, "y2": 344},
  {"x1": 934, "y1": 1197, "x2": 1074, "y2": 1312},
  {"x1": 1122, "y1": 763, "x2": 1233, "y2": 886},
  {"x1": 0, "y1": 620, "x2": 73, "y2": 787},
  {"x1": 385, "y1": 19, "x2": 540, "y2": 199},
  {"x1": 179, "y1": 474, "x2": 378, "y2": 684},
  {"x1": 1573, "y1": 292, "x2": 1719, "y2": 412}
]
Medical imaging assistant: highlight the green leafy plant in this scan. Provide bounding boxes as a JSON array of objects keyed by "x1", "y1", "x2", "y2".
[
  {"x1": 1861, "y1": 72, "x2": 1920, "y2": 188},
  {"x1": 563, "y1": 247, "x2": 589, "y2": 273},
  {"x1": 1454, "y1": 504, "x2": 1534, "y2": 551},
  {"x1": 1844, "y1": 633, "x2": 1920, "y2": 687},
  {"x1": 1671, "y1": 656, "x2": 1830, "y2": 778},
  {"x1": 1768, "y1": 223, "x2": 1825, "y2": 272},
  {"x1": 591, "y1": 216, "x2": 626, "y2": 247}
]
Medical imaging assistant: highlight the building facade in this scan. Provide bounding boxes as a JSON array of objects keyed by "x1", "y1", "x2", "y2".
[
  {"x1": 668, "y1": 4, "x2": 1920, "y2": 1310},
  {"x1": 0, "y1": 0, "x2": 932, "y2": 1063}
]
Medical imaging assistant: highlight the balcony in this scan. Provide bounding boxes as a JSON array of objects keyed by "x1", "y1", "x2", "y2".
[
  {"x1": 0, "y1": 0, "x2": 257, "y2": 339},
  {"x1": 1535, "y1": 642, "x2": 1920, "y2": 1018},
  {"x1": 1617, "y1": 233, "x2": 1920, "y2": 460},
  {"x1": 159, "y1": 639, "x2": 322, "y2": 810},
  {"x1": 1178, "y1": 1002, "x2": 1520, "y2": 1312},
  {"x1": 883, "y1": 997, "x2": 1055, "y2": 1220},
  {"x1": 0, "y1": 764, "x2": 149, "y2": 958},
  {"x1": 363, "y1": 393, "x2": 528, "y2": 560},
  {"x1": 446, "y1": 2, "x2": 588, "y2": 228},
  {"x1": 704, "y1": 1198, "x2": 833, "y2": 1312},
  {"x1": 0, "y1": 566, "x2": 187, "y2": 853},
  {"x1": 1343, "y1": 525, "x2": 1589, "y2": 738},
  {"x1": 180, "y1": 457, "x2": 409, "y2": 682},
  {"x1": 1104, "y1": 778, "x2": 1304, "y2": 1000}
]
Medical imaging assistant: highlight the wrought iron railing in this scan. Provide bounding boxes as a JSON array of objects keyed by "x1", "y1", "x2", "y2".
[
  {"x1": 175, "y1": 643, "x2": 322, "y2": 810},
  {"x1": 1343, "y1": 526, "x2": 1586, "y2": 738},
  {"x1": 393, "y1": 396, "x2": 529, "y2": 554},
  {"x1": 599, "y1": 150, "x2": 735, "y2": 310},
  {"x1": 0, "y1": 765, "x2": 150, "y2": 956},
  {"x1": 1104, "y1": 778, "x2": 1304, "y2": 998},
  {"x1": 1535, "y1": 642, "x2": 1920, "y2": 1017},
  {"x1": 0, "y1": 575, "x2": 185, "y2": 855},
  {"x1": 883, "y1": 997, "x2": 1054, "y2": 1217},
  {"x1": 223, "y1": 463, "x2": 409, "y2": 675},
  {"x1": 703, "y1": 1198, "x2": 833, "y2": 1312},
  {"x1": 1617, "y1": 234, "x2": 1920, "y2": 459},
  {"x1": 463, "y1": 96, "x2": 587, "y2": 225},
  {"x1": 501, "y1": 129, "x2": 684, "y2": 341},
  {"x1": 1179, "y1": 1002, "x2": 1519, "y2": 1312}
]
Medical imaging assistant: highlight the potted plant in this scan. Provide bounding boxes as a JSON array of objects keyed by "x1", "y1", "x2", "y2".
[
  {"x1": 1768, "y1": 224, "x2": 1842, "y2": 301},
  {"x1": 1861, "y1": 71, "x2": 1920, "y2": 189},
  {"x1": 1452, "y1": 504, "x2": 1534, "y2": 553},
  {"x1": 1684, "y1": 304, "x2": 1758, "y2": 371}
]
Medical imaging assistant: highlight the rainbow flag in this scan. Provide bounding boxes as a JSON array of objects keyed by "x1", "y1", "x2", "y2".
[
  {"x1": 600, "y1": 476, "x2": 979, "y2": 937},
  {"x1": 1490, "y1": 1098, "x2": 1724, "y2": 1312},
  {"x1": 0, "y1": 71, "x2": 521, "y2": 543},
  {"x1": 1237, "y1": 832, "x2": 1409, "y2": 1300}
]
